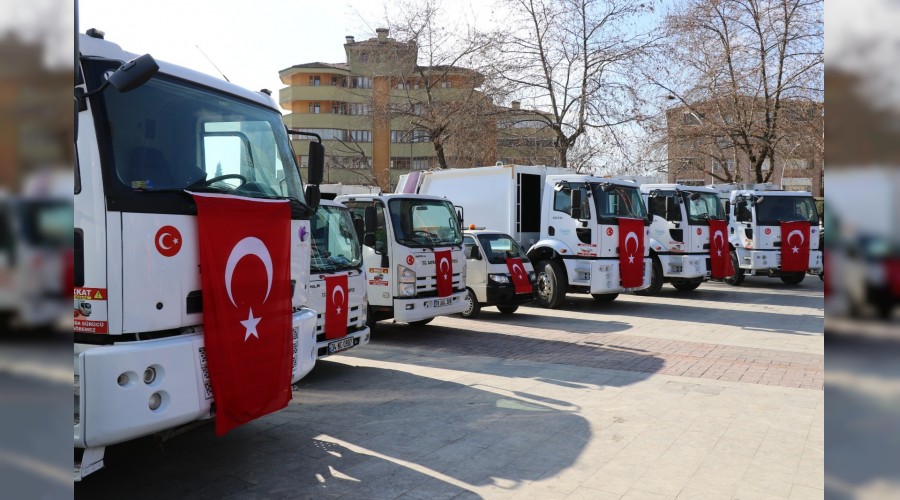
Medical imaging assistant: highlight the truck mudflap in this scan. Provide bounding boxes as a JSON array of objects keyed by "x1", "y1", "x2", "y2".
[
  {"x1": 74, "y1": 308, "x2": 317, "y2": 479},
  {"x1": 736, "y1": 249, "x2": 824, "y2": 273},
  {"x1": 566, "y1": 258, "x2": 652, "y2": 294},
  {"x1": 657, "y1": 253, "x2": 708, "y2": 279},
  {"x1": 393, "y1": 290, "x2": 468, "y2": 323}
]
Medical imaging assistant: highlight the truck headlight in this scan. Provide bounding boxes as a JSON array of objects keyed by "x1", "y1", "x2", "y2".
[
  {"x1": 400, "y1": 283, "x2": 417, "y2": 297},
  {"x1": 398, "y1": 265, "x2": 416, "y2": 283},
  {"x1": 489, "y1": 274, "x2": 511, "y2": 284}
]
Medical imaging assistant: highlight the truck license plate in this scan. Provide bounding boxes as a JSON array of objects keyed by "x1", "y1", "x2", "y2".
[
  {"x1": 433, "y1": 298, "x2": 452, "y2": 307},
  {"x1": 327, "y1": 337, "x2": 354, "y2": 354}
]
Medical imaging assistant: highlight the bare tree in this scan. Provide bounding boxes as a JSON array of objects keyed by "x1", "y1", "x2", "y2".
[
  {"x1": 496, "y1": 0, "x2": 656, "y2": 169},
  {"x1": 644, "y1": 0, "x2": 823, "y2": 184}
]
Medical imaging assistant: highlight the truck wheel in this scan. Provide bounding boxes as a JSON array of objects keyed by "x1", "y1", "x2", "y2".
[
  {"x1": 497, "y1": 305, "x2": 518, "y2": 315},
  {"x1": 591, "y1": 293, "x2": 619, "y2": 303},
  {"x1": 724, "y1": 251, "x2": 744, "y2": 286},
  {"x1": 671, "y1": 280, "x2": 702, "y2": 292},
  {"x1": 408, "y1": 318, "x2": 433, "y2": 327},
  {"x1": 460, "y1": 288, "x2": 481, "y2": 319},
  {"x1": 634, "y1": 256, "x2": 663, "y2": 296},
  {"x1": 780, "y1": 273, "x2": 805, "y2": 285},
  {"x1": 535, "y1": 260, "x2": 567, "y2": 309}
]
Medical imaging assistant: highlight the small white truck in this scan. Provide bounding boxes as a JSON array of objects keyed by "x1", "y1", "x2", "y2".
[
  {"x1": 636, "y1": 184, "x2": 727, "y2": 294},
  {"x1": 407, "y1": 165, "x2": 651, "y2": 308},
  {"x1": 712, "y1": 184, "x2": 823, "y2": 285},
  {"x1": 460, "y1": 229, "x2": 536, "y2": 318},
  {"x1": 335, "y1": 193, "x2": 468, "y2": 327},
  {"x1": 305, "y1": 200, "x2": 370, "y2": 361}
]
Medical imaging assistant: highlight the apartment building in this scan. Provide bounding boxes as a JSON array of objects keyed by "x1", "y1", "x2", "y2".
[
  {"x1": 666, "y1": 98, "x2": 824, "y2": 196},
  {"x1": 279, "y1": 28, "x2": 555, "y2": 191}
]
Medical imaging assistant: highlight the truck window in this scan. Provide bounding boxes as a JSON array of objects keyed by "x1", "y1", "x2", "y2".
[
  {"x1": 345, "y1": 202, "x2": 387, "y2": 254},
  {"x1": 387, "y1": 198, "x2": 462, "y2": 248},
  {"x1": 683, "y1": 192, "x2": 726, "y2": 224},
  {"x1": 647, "y1": 191, "x2": 679, "y2": 222},
  {"x1": 310, "y1": 205, "x2": 362, "y2": 272},
  {"x1": 553, "y1": 186, "x2": 591, "y2": 219},
  {"x1": 754, "y1": 196, "x2": 818, "y2": 226},
  {"x1": 463, "y1": 236, "x2": 478, "y2": 259},
  {"x1": 593, "y1": 185, "x2": 646, "y2": 223},
  {"x1": 476, "y1": 233, "x2": 527, "y2": 264}
]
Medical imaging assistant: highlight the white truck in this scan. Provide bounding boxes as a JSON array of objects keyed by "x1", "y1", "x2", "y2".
[
  {"x1": 408, "y1": 165, "x2": 651, "y2": 308},
  {"x1": 335, "y1": 193, "x2": 468, "y2": 327},
  {"x1": 305, "y1": 199, "x2": 370, "y2": 360},
  {"x1": 712, "y1": 184, "x2": 823, "y2": 285},
  {"x1": 460, "y1": 229, "x2": 536, "y2": 318},
  {"x1": 636, "y1": 184, "x2": 726, "y2": 294},
  {"x1": 74, "y1": 32, "x2": 322, "y2": 479}
]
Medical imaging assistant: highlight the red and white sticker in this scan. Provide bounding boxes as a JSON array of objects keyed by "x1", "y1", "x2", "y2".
[
  {"x1": 74, "y1": 287, "x2": 109, "y2": 334},
  {"x1": 765, "y1": 228, "x2": 772, "y2": 235},
  {"x1": 406, "y1": 255, "x2": 415, "y2": 265},
  {"x1": 155, "y1": 225, "x2": 183, "y2": 257},
  {"x1": 696, "y1": 228, "x2": 702, "y2": 235},
  {"x1": 606, "y1": 227, "x2": 614, "y2": 236}
]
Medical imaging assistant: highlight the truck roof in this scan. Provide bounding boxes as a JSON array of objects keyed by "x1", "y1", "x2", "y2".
[
  {"x1": 79, "y1": 33, "x2": 279, "y2": 112},
  {"x1": 335, "y1": 193, "x2": 454, "y2": 203},
  {"x1": 639, "y1": 183, "x2": 717, "y2": 194},
  {"x1": 546, "y1": 174, "x2": 639, "y2": 188}
]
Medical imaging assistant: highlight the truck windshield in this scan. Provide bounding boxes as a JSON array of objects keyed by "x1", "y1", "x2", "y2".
[
  {"x1": 95, "y1": 68, "x2": 304, "y2": 203},
  {"x1": 310, "y1": 205, "x2": 361, "y2": 272},
  {"x1": 593, "y1": 184, "x2": 647, "y2": 223},
  {"x1": 683, "y1": 192, "x2": 726, "y2": 224},
  {"x1": 18, "y1": 200, "x2": 74, "y2": 248},
  {"x1": 754, "y1": 196, "x2": 819, "y2": 226},
  {"x1": 476, "y1": 234, "x2": 527, "y2": 265},
  {"x1": 388, "y1": 198, "x2": 463, "y2": 248}
]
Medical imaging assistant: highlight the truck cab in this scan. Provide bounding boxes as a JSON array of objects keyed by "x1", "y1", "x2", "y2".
[
  {"x1": 461, "y1": 229, "x2": 535, "y2": 318},
  {"x1": 716, "y1": 184, "x2": 823, "y2": 285},
  {"x1": 638, "y1": 184, "x2": 725, "y2": 294},
  {"x1": 305, "y1": 200, "x2": 370, "y2": 361},
  {"x1": 337, "y1": 193, "x2": 468, "y2": 326}
]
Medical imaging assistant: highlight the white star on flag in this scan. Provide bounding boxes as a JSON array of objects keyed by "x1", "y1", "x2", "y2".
[
  {"x1": 173, "y1": 238, "x2": 179, "y2": 244},
  {"x1": 241, "y1": 308, "x2": 261, "y2": 341},
  {"x1": 792, "y1": 247, "x2": 799, "y2": 253},
  {"x1": 717, "y1": 250, "x2": 722, "y2": 256},
  {"x1": 628, "y1": 255, "x2": 635, "y2": 263}
]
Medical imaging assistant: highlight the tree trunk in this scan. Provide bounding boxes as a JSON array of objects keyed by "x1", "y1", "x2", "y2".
[{"x1": 434, "y1": 140, "x2": 449, "y2": 169}]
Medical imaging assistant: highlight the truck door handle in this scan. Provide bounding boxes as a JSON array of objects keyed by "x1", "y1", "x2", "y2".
[{"x1": 548, "y1": 226, "x2": 555, "y2": 236}]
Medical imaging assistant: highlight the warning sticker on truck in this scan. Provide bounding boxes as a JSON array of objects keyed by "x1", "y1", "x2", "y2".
[{"x1": 74, "y1": 287, "x2": 108, "y2": 334}]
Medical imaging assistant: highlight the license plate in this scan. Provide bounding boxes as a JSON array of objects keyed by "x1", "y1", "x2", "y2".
[
  {"x1": 327, "y1": 337, "x2": 355, "y2": 354},
  {"x1": 433, "y1": 297, "x2": 452, "y2": 307}
]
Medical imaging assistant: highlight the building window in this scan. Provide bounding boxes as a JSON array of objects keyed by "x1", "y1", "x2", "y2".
[
  {"x1": 391, "y1": 157, "x2": 411, "y2": 170},
  {"x1": 784, "y1": 159, "x2": 810, "y2": 170},
  {"x1": 411, "y1": 157, "x2": 431, "y2": 170},
  {"x1": 331, "y1": 76, "x2": 341, "y2": 86},
  {"x1": 347, "y1": 130, "x2": 371, "y2": 143},
  {"x1": 351, "y1": 77, "x2": 372, "y2": 89},
  {"x1": 309, "y1": 102, "x2": 321, "y2": 114},
  {"x1": 309, "y1": 76, "x2": 320, "y2": 86},
  {"x1": 441, "y1": 80, "x2": 452, "y2": 89}
]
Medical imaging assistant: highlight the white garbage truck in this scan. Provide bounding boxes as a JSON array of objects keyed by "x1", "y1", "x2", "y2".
[
  {"x1": 636, "y1": 184, "x2": 728, "y2": 294},
  {"x1": 335, "y1": 193, "x2": 468, "y2": 327},
  {"x1": 74, "y1": 31, "x2": 323, "y2": 479},
  {"x1": 407, "y1": 165, "x2": 651, "y2": 308},
  {"x1": 712, "y1": 183, "x2": 823, "y2": 285},
  {"x1": 305, "y1": 199, "x2": 370, "y2": 361}
]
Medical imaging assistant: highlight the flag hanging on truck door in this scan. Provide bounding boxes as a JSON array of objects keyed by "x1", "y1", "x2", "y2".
[
  {"x1": 708, "y1": 219, "x2": 734, "y2": 279},
  {"x1": 780, "y1": 221, "x2": 811, "y2": 272},
  {"x1": 192, "y1": 193, "x2": 293, "y2": 436},
  {"x1": 324, "y1": 273, "x2": 349, "y2": 340},
  {"x1": 618, "y1": 218, "x2": 645, "y2": 288},
  {"x1": 434, "y1": 249, "x2": 453, "y2": 297},
  {"x1": 506, "y1": 257, "x2": 532, "y2": 294}
]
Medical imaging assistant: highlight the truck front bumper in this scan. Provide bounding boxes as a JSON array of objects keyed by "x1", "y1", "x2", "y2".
[
  {"x1": 393, "y1": 290, "x2": 468, "y2": 323},
  {"x1": 658, "y1": 253, "x2": 707, "y2": 279},
  {"x1": 569, "y1": 258, "x2": 652, "y2": 294},
  {"x1": 74, "y1": 308, "x2": 317, "y2": 449},
  {"x1": 737, "y1": 249, "x2": 824, "y2": 274},
  {"x1": 314, "y1": 326, "x2": 371, "y2": 359},
  {"x1": 485, "y1": 282, "x2": 535, "y2": 306}
]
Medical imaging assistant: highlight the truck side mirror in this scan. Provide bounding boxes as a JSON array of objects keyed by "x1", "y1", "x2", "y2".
[
  {"x1": 364, "y1": 206, "x2": 377, "y2": 233},
  {"x1": 307, "y1": 141, "x2": 324, "y2": 186},
  {"x1": 304, "y1": 185, "x2": 320, "y2": 211},
  {"x1": 363, "y1": 234, "x2": 375, "y2": 247},
  {"x1": 353, "y1": 216, "x2": 364, "y2": 243},
  {"x1": 107, "y1": 54, "x2": 159, "y2": 92},
  {"x1": 571, "y1": 189, "x2": 583, "y2": 220},
  {"x1": 467, "y1": 245, "x2": 481, "y2": 260}
]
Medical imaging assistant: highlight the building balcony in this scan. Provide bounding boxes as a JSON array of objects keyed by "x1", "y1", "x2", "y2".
[
  {"x1": 283, "y1": 113, "x2": 371, "y2": 130},
  {"x1": 279, "y1": 85, "x2": 371, "y2": 105}
]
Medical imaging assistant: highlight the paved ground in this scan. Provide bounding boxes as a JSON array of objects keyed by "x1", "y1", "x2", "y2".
[{"x1": 75, "y1": 276, "x2": 824, "y2": 499}]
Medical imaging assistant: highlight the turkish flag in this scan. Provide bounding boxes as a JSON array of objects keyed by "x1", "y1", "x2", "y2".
[
  {"x1": 193, "y1": 193, "x2": 293, "y2": 436},
  {"x1": 885, "y1": 258, "x2": 900, "y2": 298},
  {"x1": 781, "y1": 221, "x2": 811, "y2": 272},
  {"x1": 324, "y1": 273, "x2": 349, "y2": 340},
  {"x1": 434, "y1": 249, "x2": 453, "y2": 297},
  {"x1": 506, "y1": 257, "x2": 532, "y2": 294},
  {"x1": 618, "y1": 218, "x2": 644, "y2": 288},
  {"x1": 708, "y1": 219, "x2": 734, "y2": 279}
]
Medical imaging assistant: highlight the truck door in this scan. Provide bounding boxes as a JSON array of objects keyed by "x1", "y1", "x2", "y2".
[
  {"x1": 647, "y1": 192, "x2": 683, "y2": 245},
  {"x1": 548, "y1": 184, "x2": 598, "y2": 256},
  {"x1": 344, "y1": 201, "x2": 391, "y2": 307}
]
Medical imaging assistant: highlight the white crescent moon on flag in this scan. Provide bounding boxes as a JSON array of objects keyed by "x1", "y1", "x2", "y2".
[
  {"x1": 331, "y1": 285, "x2": 345, "y2": 307},
  {"x1": 440, "y1": 257, "x2": 450, "y2": 273},
  {"x1": 713, "y1": 230, "x2": 724, "y2": 248},
  {"x1": 787, "y1": 229, "x2": 805, "y2": 246},
  {"x1": 225, "y1": 237, "x2": 274, "y2": 307},
  {"x1": 157, "y1": 232, "x2": 173, "y2": 250},
  {"x1": 625, "y1": 232, "x2": 639, "y2": 254},
  {"x1": 512, "y1": 263, "x2": 523, "y2": 277}
]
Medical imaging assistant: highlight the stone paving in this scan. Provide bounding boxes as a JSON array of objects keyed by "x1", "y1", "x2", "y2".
[{"x1": 75, "y1": 277, "x2": 824, "y2": 499}]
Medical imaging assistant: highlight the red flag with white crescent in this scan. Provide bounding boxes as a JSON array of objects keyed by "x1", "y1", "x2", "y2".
[
  {"x1": 434, "y1": 249, "x2": 453, "y2": 297},
  {"x1": 506, "y1": 257, "x2": 532, "y2": 294},
  {"x1": 885, "y1": 258, "x2": 900, "y2": 298},
  {"x1": 780, "y1": 221, "x2": 810, "y2": 272},
  {"x1": 324, "y1": 273, "x2": 349, "y2": 340},
  {"x1": 708, "y1": 219, "x2": 734, "y2": 279},
  {"x1": 618, "y1": 218, "x2": 644, "y2": 288},
  {"x1": 193, "y1": 193, "x2": 293, "y2": 436}
]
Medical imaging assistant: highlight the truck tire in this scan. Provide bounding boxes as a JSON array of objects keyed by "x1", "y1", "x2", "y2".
[
  {"x1": 591, "y1": 293, "x2": 619, "y2": 303},
  {"x1": 780, "y1": 273, "x2": 805, "y2": 285},
  {"x1": 634, "y1": 256, "x2": 663, "y2": 296},
  {"x1": 497, "y1": 305, "x2": 519, "y2": 315},
  {"x1": 724, "y1": 251, "x2": 745, "y2": 286},
  {"x1": 535, "y1": 260, "x2": 567, "y2": 309},
  {"x1": 460, "y1": 288, "x2": 481, "y2": 319},
  {"x1": 408, "y1": 318, "x2": 433, "y2": 327},
  {"x1": 671, "y1": 280, "x2": 702, "y2": 292}
]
